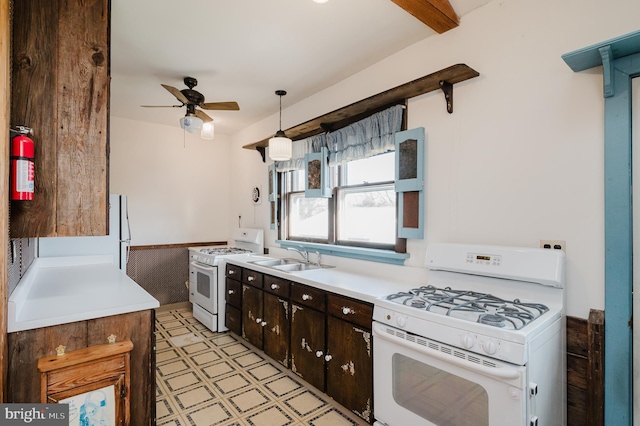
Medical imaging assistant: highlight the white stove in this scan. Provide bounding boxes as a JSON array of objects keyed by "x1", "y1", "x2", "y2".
[
  {"x1": 188, "y1": 228, "x2": 264, "y2": 332},
  {"x1": 373, "y1": 243, "x2": 566, "y2": 426}
]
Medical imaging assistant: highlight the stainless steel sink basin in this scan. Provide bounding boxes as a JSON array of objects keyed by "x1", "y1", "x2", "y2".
[
  {"x1": 248, "y1": 258, "x2": 301, "y2": 267},
  {"x1": 272, "y1": 263, "x2": 335, "y2": 272}
]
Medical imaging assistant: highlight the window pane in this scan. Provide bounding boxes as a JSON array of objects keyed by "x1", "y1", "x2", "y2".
[
  {"x1": 338, "y1": 184, "x2": 395, "y2": 244},
  {"x1": 289, "y1": 193, "x2": 328, "y2": 240},
  {"x1": 344, "y1": 152, "x2": 394, "y2": 185}
]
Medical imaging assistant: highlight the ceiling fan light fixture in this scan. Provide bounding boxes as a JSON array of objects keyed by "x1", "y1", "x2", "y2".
[
  {"x1": 201, "y1": 122, "x2": 215, "y2": 140},
  {"x1": 268, "y1": 90, "x2": 292, "y2": 162},
  {"x1": 180, "y1": 115, "x2": 203, "y2": 133},
  {"x1": 313, "y1": 0, "x2": 329, "y2": 3}
]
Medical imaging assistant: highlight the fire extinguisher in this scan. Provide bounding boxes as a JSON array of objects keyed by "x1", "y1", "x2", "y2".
[{"x1": 10, "y1": 126, "x2": 35, "y2": 201}]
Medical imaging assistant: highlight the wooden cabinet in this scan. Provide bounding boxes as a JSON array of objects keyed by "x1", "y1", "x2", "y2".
[
  {"x1": 326, "y1": 294, "x2": 374, "y2": 423},
  {"x1": 262, "y1": 275, "x2": 291, "y2": 367},
  {"x1": 242, "y1": 283, "x2": 264, "y2": 349},
  {"x1": 10, "y1": 0, "x2": 110, "y2": 237},
  {"x1": 7, "y1": 310, "x2": 155, "y2": 425},
  {"x1": 290, "y1": 282, "x2": 327, "y2": 391},
  {"x1": 225, "y1": 264, "x2": 243, "y2": 335}
]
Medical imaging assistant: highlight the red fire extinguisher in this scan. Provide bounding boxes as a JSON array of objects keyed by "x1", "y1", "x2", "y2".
[{"x1": 10, "y1": 126, "x2": 35, "y2": 201}]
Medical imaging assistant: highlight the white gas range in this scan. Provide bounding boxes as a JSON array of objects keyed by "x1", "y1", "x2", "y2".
[
  {"x1": 188, "y1": 228, "x2": 264, "y2": 332},
  {"x1": 373, "y1": 243, "x2": 566, "y2": 426}
]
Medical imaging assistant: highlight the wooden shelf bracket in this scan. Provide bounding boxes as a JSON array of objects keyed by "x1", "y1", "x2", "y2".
[{"x1": 439, "y1": 80, "x2": 454, "y2": 113}]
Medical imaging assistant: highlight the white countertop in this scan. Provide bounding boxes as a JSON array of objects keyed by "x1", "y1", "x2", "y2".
[
  {"x1": 224, "y1": 254, "x2": 414, "y2": 304},
  {"x1": 8, "y1": 255, "x2": 160, "y2": 332}
]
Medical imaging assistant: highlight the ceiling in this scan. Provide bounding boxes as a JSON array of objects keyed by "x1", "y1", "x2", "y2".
[{"x1": 110, "y1": 0, "x2": 490, "y2": 138}]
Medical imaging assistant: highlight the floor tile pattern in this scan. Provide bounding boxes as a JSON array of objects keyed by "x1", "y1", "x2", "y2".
[{"x1": 155, "y1": 305, "x2": 369, "y2": 426}]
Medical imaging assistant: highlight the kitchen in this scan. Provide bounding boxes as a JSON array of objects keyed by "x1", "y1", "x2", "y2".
[{"x1": 1, "y1": 0, "x2": 639, "y2": 425}]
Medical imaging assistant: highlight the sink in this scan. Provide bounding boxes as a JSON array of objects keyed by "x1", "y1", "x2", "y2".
[
  {"x1": 272, "y1": 263, "x2": 334, "y2": 272},
  {"x1": 248, "y1": 258, "x2": 302, "y2": 267}
]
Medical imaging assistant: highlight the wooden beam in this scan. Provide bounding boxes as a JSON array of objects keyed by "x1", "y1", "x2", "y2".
[
  {"x1": 391, "y1": 0, "x2": 459, "y2": 33},
  {"x1": 243, "y1": 63, "x2": 479, "y2": 152}
]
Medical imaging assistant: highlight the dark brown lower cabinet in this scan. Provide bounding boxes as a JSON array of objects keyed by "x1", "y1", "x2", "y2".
[
  {"x1": 242, "y1": 284, "x2": 264, "y2": 348},
  {"x1": 7, "y1": 310, "x2": 155, "y2": 425},
  {"x1": 326, "y1": 315, "x2": 373, "y2": 423},
  {"x1": 290, "y1": 302, "x2": 326, "y2": 391},
  {"x1": 263, "y1": 292, "x2": 290, "y2": 367}
]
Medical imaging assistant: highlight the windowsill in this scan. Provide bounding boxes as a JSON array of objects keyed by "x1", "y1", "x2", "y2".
[{"x1": 276, "y1": 240, "x2": 409, "y2": 265}]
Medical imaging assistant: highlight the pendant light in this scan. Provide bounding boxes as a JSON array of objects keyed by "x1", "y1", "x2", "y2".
[{"x1": 268, "y1": 90, "x2": 292, "y2": 161}]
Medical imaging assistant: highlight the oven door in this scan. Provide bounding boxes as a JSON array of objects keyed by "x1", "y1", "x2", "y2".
[
  {"x1": 372, "y1": 321, "x2": 527, "y2": 426},
  {"x1": 189, "y1": 261, "x2": 217, "y2": 314}
]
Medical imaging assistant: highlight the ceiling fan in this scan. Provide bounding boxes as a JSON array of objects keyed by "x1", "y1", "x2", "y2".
[{"x1": 141, "y1": 76, "x2": 240, "y2": 127}]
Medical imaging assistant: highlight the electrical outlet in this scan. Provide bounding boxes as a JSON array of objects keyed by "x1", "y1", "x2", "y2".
[{"x1": 540, "y1": 240, "x2": 566, "y2": 252}]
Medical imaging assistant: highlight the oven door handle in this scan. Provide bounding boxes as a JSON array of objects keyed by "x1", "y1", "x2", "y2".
[
  {"x1": 372, "y1": 322, "x2": 523, "y2": 381},
  {"x1": 190, "y1": 261, "x2": 216, "y2": 272}
]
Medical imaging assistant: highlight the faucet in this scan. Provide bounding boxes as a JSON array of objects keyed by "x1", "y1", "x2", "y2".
[
  {"x1": 314, "y1": 251, "x2": 321, "y2": 266},
  {"x1": 287, "y1": 246, "x2": 309, "y2": 263}
]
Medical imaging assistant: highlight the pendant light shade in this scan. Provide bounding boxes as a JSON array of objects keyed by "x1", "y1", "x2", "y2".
[{"x1": 268, "y1": 90, "x2": 292, "y2": 161}]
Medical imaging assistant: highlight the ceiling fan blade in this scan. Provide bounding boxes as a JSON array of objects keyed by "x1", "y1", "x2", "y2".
[
  {"x1": 161, "y1": 84, "x2": 190, "y2": 104},
  {"x1": 140, "y1": 105, "x2": 183, "y2": 108},
  {"x1": 199, "y1": 101, "x2": 240, "y2": 111},
  {"x1": 195, "y1": 109, "x2": 213, "y2": 123}
]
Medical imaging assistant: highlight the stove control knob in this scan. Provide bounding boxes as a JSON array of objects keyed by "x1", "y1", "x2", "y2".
[
  {"x1": 461, "y1": 334, "x2": 475, "y2": 349},
  {"x1": 396, "y1": 315, "x2": 407, "y2": 328},
  {"x1": 483, "y1": 339, "x2": 497, "y2": 355}
]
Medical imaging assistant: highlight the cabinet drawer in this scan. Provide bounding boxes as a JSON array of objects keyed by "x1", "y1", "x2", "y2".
[
  {"x1": 264, "y1": 275, "x2": 290, "y2": 298},
  {"x1": 291, "y1": 283, "x2": 326, "y2": 311},
  {"x1": 226, "y1": 264, "x2": 242, "y2": 279},
  {"x1": 226, "y1": 278, "x2": 242, "y2": 308},
  {"x1": 327, "y1": 293, "x2": 373, "y2": 329},
  {"x1": 243, "y1": 269, "x2": 263, "y2": 288}
]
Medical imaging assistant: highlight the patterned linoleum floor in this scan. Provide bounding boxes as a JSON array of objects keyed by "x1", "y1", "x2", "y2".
[{"x1": 155, "y1": 304, "x2": 369, "y2": 426}]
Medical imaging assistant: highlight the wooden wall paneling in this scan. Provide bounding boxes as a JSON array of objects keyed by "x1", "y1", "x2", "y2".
[
  {"x1": 10, "y1": 0, "x2": 58, "y2": 237},
  {"x1": 587, "y1": 309, "x2": 605, "y2": 425},
  {"x1": 6, "y1": 322, "x2": 88, "y2": 402},
  {"x1": 56, "y1": 0, "x2": 109, "y2": 235},
  {"x1": 0, "y1": 0, "x2": 9, "y2": 401},
  {"x1": 87, "y1": 310, "x2": 155, "y2": 426}
]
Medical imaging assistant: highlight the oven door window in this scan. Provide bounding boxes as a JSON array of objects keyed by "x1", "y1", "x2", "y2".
[
  {"x1": 196, "y1": 271, "x2": 211, "y2": 298},
  {"x1": 392, "y1": 353, "x2": 489, "y2": 426}
]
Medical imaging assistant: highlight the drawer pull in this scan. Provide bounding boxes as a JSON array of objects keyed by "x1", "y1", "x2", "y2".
[
  {"x1": 248, "y1": 276, "x2": 255, "y2": 282},
  {"x1": 229, "y1": 290, "x2": 235, "y2": 295},
  {"x1": 302, "y1": 294, "x2": 313, "y2": 301},
  {"x1": 271, "y1": 283, "x2": 279, "y2": 290},
  {"x1": 315, "y1": 351, "x2": 323, "y2": 358},
  {"x1": 325, "y1": 354, "x2": 333, "y2": 362},
  {"x1": 342, "y1": 307, "x2": 355, "y2": 315},
  {"x1": 229, "y1": 270, "x2": 235, "y2": 275}
]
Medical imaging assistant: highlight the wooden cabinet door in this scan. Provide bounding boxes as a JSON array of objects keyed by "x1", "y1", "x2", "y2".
[
  {"x1": 242, "y1": 284, "x2": 264, "y2": 349},
  {"x1": 290, "y1": 303, "x2": 325, "y2": 391},
  {"x1": 325, "y1": 316, "x2": 373, "y2": 423},
  {"x1": 263, "y1": 292, "x2": 290, "y2": 367},
  {"x1": 7, "y1": 322, "x2": 87, "y2": 403},
  {"x1": 88, "y1": 310, "x2": 155, "y2": 426}
]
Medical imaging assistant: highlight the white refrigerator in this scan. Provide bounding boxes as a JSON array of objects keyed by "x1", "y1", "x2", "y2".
[{"x1": 38, "y1": 194, "x2": 131, "y2": 270}]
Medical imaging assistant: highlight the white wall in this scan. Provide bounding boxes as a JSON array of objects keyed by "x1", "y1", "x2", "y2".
[
  {"x1": 111, "y1": 0, "x2": 640, "y2": 319},
  {"x1": 110, "y1": 117, "x2": 232, "y2": 245},
  {"x1": 228, "y1": 0, "x2": 640, "y2": 319}
]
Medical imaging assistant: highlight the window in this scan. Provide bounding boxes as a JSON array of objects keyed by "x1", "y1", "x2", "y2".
[{"x1": 283, "y1": 152, "x2": 397, "y2": 250}]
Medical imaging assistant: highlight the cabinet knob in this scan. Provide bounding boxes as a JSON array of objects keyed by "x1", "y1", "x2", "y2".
[
  {"x1": 325, "y1": 354, "x2": 332, "y2": 362},
  {"x1": 229, "y1": 270, "x2": 235, "y2": 275},
  {"x1": 302, "y1": 294, "x2": 312, "y2": 301},
  {"x1": 342, "y1": 307, "x2": 355, "y2": 315},
  {"x1": 315, "y1": 351, "x2": 323, "y2": 358},
  {"x1": 256, "y1": 318, "x2": 262, "y2": 323},
  {"x1": 228, "y1": 290, "x2": 235, "y2": 295},
  {"x1": 248, "y1": 276, "x2": 255, "y2": 281},
  {"x1": 271, "y1": 283, "x2": 279, "y2": 290},
  {"x1": 261, "y1": 321, "x2": 267, "y2": 327}
]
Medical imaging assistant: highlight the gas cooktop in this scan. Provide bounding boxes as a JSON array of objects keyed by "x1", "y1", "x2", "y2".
[{"x1": 385, "y1": 284, "x2": 549, "y2": 330}]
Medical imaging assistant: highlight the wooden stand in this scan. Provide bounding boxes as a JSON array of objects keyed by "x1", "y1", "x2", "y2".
[{"x1": 38, "y1": 340, "x2": 133, "y2": 425}]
